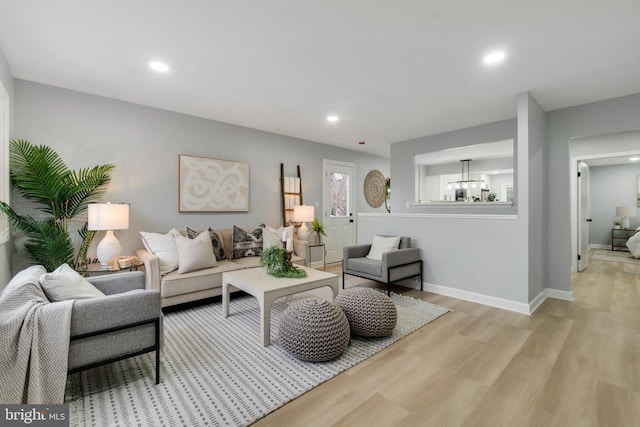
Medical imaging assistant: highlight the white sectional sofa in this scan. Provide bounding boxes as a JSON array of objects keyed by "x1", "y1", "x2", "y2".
[{"x1": 137, "y1": 226, "x2": 307, "y2": 308}]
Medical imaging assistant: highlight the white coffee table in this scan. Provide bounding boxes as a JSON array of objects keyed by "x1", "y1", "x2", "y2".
[{"x1": 222, "y1": 266, "x2": 339, "y2": 346}]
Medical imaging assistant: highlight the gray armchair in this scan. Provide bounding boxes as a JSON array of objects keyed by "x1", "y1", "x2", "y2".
[
  {"x1": 68, "y1": 271, "x2": 162, "y2": 384},
  {"x1": 342, "y1": 236, "x2": 423, "y2": 296}
]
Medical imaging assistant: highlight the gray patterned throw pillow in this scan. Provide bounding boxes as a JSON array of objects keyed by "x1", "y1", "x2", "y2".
[
  {"x1": 207, "y1": 227, "x2": 226, "y2": 261},
  {"x1": 232, "y1": 225, "x2": 264, "y2": 259}
]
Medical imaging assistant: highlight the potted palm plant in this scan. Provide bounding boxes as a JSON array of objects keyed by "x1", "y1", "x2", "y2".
[
  {"x1": 0, "y1": 139, "x2": 115, "y2": 271},
  {"x1": 309, "y1": 218, "x2": 327, "y2": 245}
]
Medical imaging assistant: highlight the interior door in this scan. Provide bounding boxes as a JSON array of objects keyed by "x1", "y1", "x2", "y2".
[
  {"x1": 577, "y1": 161, "x2": 591, "y2": 272},
  {"x1": 323, "y1": 160, "x2": 356, "y2": 264}
]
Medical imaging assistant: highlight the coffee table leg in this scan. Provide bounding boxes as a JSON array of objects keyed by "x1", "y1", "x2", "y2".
[
  {"x1": 330, "y1": 283, "x2": 339, "y2": 300},
  {"x1": 222, "y1": 281, "x2": 230, "y2": 317},
  {"x1": 260, "y1": 295, "x2": 270, "y2": 346}
]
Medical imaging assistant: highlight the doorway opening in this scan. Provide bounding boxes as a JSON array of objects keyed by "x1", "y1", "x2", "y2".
[{"x1": 570, "y1": 130, "x2": 640, "y2": 274}]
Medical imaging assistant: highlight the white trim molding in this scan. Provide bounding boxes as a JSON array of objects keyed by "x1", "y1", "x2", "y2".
[
  {"x1": 423, "y1": 281, "x2": 573, "y2": 315},
  {"x1": 0, "y1": 82, "x2": 9, "y2": 245},
  {"x1": 359, "y1": 212, "x2": 518, "y2": 220}
]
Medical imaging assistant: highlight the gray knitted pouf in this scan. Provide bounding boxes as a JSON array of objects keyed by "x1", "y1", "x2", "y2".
[
  {"x1": 278, "y1": 298, "x2": 350, "y2": 362},
  {"x1": 334, "y1": 288, "x2": 397, "y2": 337}
]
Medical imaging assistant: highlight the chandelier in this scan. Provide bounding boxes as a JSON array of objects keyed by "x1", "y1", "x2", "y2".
[{"x1": 448, "y1": 159, "x2": 486, "y2": 190}]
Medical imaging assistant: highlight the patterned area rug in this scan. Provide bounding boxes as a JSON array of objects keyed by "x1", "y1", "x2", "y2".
[
  {"x1": 65, "y1": 288, "x2": 449, "y2": 426},
  {"x1": 591, "y1": 249, "x2": 640, "y2": 264}
]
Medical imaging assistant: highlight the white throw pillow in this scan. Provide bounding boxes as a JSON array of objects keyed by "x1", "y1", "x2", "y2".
[
  {"x1": 140, "y1": 228, "x2": 180, "y2": 274},
  {"x1": 263, "y1": 225, "x2": 294, "y2": 249},
  {"x1": 39, "y1": 263, "x2": 105, "y2": 301},
  {"x1": 175, "y1": 231, "x2": 218, "y2": 274},
  {"x1": 627, "y1": 230, "x2": 640, "y2": 258},
  {"x1": 366, "y1": 235, "x2": 402, "y2": 260}
]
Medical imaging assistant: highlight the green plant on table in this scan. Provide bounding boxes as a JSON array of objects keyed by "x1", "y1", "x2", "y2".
[
  {"x1": 310, "y1": 218, "x2": 327, "y2": 236},
  {"x1": 0, "y1": 139, "x2": 114, "y2": 271},
  {"x1": 260, "y1": 245, "x2": 307, "y2": 278},
  {"x1": 486, "y1": 192, "x2": 498, "y2": 202}
]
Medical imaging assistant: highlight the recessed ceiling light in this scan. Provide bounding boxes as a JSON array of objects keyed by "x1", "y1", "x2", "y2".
[
  {"x1": 493, "y1": 171, "x2": 500, "y2": 174},
  {"x1": 149, "y1": 61, "x2": 169, "y2": 72},
  {"x1": 630, "y1": 157, "x2": 639, "y2": 162},
  {"x1": 327, "y1": 115, "x2": 339, "y2": 123},
  {"x1": 483, "y1": 51, "x2": 505, "y2": 64}
]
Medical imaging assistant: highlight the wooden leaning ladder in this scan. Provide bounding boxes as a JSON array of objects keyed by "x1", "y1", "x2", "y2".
[{"x1": 280, "y1": 163, "x2": 303, "y2": 226}]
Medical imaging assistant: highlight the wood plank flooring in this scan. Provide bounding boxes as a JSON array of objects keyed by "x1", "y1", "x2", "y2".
[{"x1": 252, "y1": 255, "x2": 640, "y2": 427}]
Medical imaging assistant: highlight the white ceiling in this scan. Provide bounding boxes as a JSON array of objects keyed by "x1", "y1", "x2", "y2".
[{"x1": 1, "y1": 1, "x2": 640, "y2": 158}]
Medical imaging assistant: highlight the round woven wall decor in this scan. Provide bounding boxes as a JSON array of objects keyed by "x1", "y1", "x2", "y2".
[{"x1": 364, "y1": 170, "x2": 386, "y2": 208}]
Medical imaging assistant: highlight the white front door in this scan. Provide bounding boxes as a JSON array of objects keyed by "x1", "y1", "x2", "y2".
[
  {"x1": 323, "y1": 160, "x2": 356, "y2": 264},
  {"x1": 577, "y1": 161, "x2": 590, "y2": 272}
]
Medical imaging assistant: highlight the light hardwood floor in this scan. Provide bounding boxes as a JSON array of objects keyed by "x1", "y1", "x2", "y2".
[{"x1": 252, "y1": 255, "x2": 640, "y2": 427}]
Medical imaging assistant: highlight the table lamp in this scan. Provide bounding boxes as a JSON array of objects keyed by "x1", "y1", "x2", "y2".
[
  {"x1": 293, "y1": 205, "x2": 314, "y2": 240},
  {"x1": 616, "y1": 206, "x2": 637, "y2": 229},
  {"x1": 88, "y1": 202, "x2": 130, "y2": 265}
]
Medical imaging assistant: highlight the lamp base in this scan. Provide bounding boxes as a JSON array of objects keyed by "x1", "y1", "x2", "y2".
[
  {"x1": 97, "y1": 230, "x2": 122, "y2": 266},
  {"x1": 622, "y1": 217, "x2": 631, "y2": 229},
  {"x1": 297, "y1": 222, "x2": 310, "y2": 240}
]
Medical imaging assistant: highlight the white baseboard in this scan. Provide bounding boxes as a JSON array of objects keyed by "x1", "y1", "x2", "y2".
[
  {"x1": 543, "y1": 288, "x2": 574, "y2": 301},
  {"x1": 310, "y1": 261, "x2": 325, "y2": 270},
  {"x1": 589, "y1": 244, "x2": 609, "y2": 250},
  {"x1": 423, "y1": 282, "x2": 573, "y2": 315}
]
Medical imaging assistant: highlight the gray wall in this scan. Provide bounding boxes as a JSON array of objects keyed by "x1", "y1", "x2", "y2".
[
  {"x1": 11, "y1": 80, "x2": 389, "y2": 275},
  {"x1": 0, "y1": 48, "x2": 14, "y2": 288},
  {"x1": 589, "y1": 163, "x2": 640, "y2": 246},
  {"x1": 546, "y1": 93, "x2": 640, "y2": 291},
  {"x1": 523, "y1": 93, "x2": 547, "y2": 301}
]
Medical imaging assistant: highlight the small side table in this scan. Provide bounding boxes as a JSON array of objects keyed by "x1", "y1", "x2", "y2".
[
  {"x1": 308, "y1": 243, "x2": 326, "y2": 271},
  {"x1": 611, "y1": 228, "x2": 634, "y2": 251},
  {"x1": 76, "y1": 261, "x2": 143, "y2": 277}
]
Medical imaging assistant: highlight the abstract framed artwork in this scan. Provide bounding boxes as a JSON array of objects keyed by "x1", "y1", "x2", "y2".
[{"x1": 179, "y1": 154, "x2": 249, "y2": 212}]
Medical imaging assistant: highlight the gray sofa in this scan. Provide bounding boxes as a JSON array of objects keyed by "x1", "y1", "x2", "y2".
[
  {"x1": 342, "y1": 236, "x2": 423, "y2": 295},
  {"x1": 138, "y1": 227, "x2": 308, "y2": 308}
]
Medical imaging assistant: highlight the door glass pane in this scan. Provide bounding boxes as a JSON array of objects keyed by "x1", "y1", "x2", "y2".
[{"x1": 330, "y1": 172, "x2": 349, "y2": 217}]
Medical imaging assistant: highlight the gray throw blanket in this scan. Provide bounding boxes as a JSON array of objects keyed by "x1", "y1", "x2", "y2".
[{"x1": 0, "y1": 265, "x2": 73, "y2": 403}]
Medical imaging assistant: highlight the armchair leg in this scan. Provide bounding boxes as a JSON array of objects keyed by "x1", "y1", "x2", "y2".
[
  {"x1": 155, "y1": 318, "x2": 160, "y2": 385},
  {"x1": 342, "y1": 271, "x2": 345, "y2": 289}
]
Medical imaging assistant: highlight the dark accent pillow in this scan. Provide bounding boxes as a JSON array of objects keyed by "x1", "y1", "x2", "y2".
[
  {"x1": 185, "y1": 227, "x2": 225, "y2": 261},
  {"x1": 207, "y1": 227, "x2": 226, "y2": 261},
  {"x1": 232, "y1": 225, "x2": 264, "y2": 259}
]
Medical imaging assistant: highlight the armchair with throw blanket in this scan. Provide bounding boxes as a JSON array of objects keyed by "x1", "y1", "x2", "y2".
[
  {"x1": 0, "y1": 265, "x2": 161, "y2": 404},
  {"x1": 342, "y1": 235, "x2": 423, "y2": 296}
]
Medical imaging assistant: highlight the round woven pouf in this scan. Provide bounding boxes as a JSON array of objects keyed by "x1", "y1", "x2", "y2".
[
  {"x1": 278, "y1": 298, "x2": 350, "y2": 362},
  {"x1": 334, "y1": 288, "x2": 397, "y2": 337}
]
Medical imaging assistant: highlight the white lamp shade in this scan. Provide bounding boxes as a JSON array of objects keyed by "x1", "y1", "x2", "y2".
[
  {"x1": 616, "y1": 206, "x2": 637, "y2": 217},
  {"x1": 616, "y1": 206, "x2": 636, "y2": 229},
  {"x1": 293, "y1": 205, "x2": 314, "y2": 223},
  {"x1": 88, "y1": 203, "x2": 129, "y2": 231}
]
